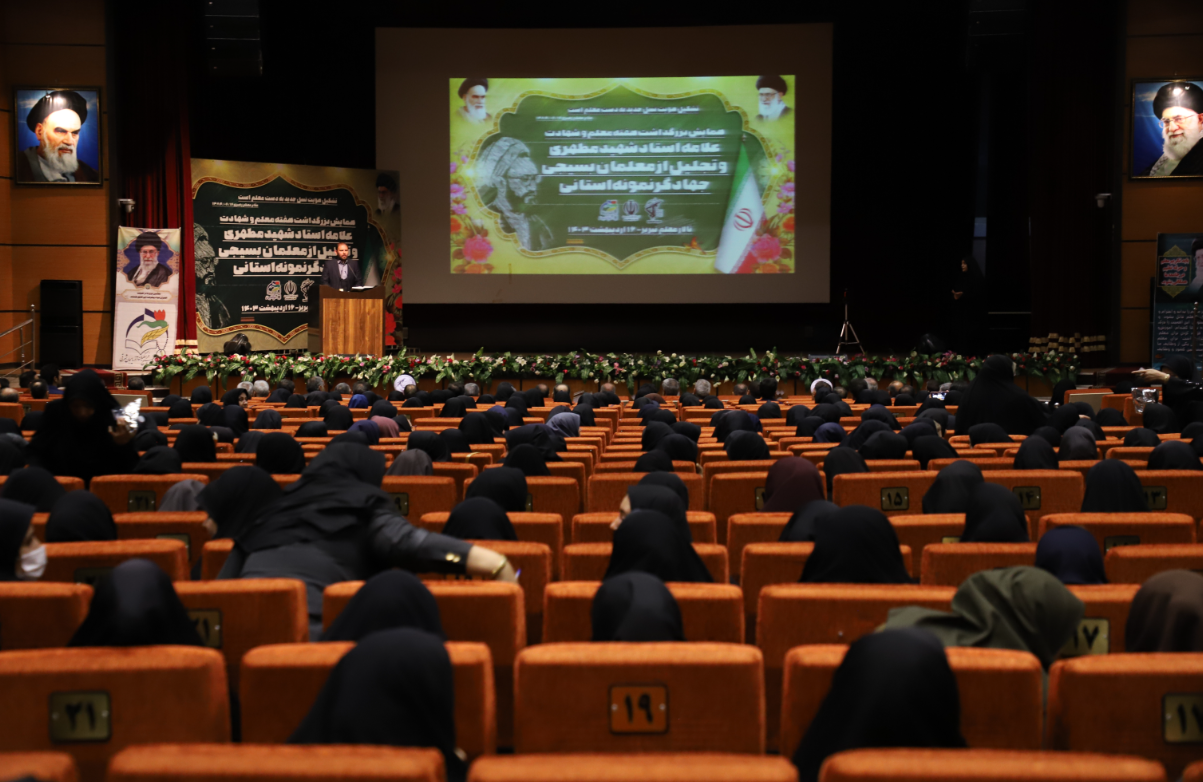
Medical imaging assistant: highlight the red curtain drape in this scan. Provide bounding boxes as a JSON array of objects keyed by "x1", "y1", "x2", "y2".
[{"x1": 113, "y1": 1, "x2": 197, "y2": 342}]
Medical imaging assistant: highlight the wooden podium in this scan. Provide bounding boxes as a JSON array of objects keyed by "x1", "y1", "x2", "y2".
[{"x1": 308, "y1": 285, "x2": 384, "y2": 355}]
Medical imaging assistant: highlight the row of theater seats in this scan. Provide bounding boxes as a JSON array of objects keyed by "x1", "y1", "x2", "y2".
[
  {"x1": 2, "y1": 746, "x2": 1190, "y2": 782},
  {"x1": 0, "y1": 576, "x2": 1180, "y2": 754},
  {"x1": 0, "y1": 638, "x2": 1200, "y2": 780}
]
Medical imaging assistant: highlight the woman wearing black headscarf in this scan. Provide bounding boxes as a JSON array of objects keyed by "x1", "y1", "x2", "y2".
[
  {"x1": 134, "y1": 445, "x2": 183, "y2": 475},
  {"x1": 912, "y1": 436, "x2": 958, "y2": 469},
  {"x1": 800, "y1": 506, "x2": 912, "y2": 583},
  {"x1": 573, "y1": 404, "x2": 596, "y2": 427},
  {"x1": 69, "y1": 559, "x2": 204, "y2": 647},
  {"x1": 465, "y1": 467, "x2": 528, "y2": 513},
  {"x1": 633, "y1": 450, "x2": 674, "y2": 473},
  {"x1": 760, "y1": 458, "x2": 825, "y2": 513},
  {"x1": 953, "y1": 355, "x2": 1048, "y2": 436},
  {"x1": 778, "y1": 500, "x2": 839, "y2": 542},
  {"x1": 949, "y1": 255, "x2": 986, "y2": 353},
  {"x1": 822, "y1": 448, "x2": 869, "y2": 497},
  {"x1": 604, "y1": 510, "x2": 712, "y2": 583},
  {"x1": 174, "y1": 425, "x2": 217, "y2": 463},
  {"x1": 756, "y1": 402, "x2": 782, "y2": 420},
  {"x1": 443, "y1": 497, "x2": 518, "y2": 541},
  {"x1": 504, "y1": 424, "x2": 561, "y2": 462},
  {"x1": 703, "y1": 396, "x2": 724, "y2": 410},
  {"x1": 256, "y1": 433, "x2": 307, "y2": 474},
  {"x1": 324, "y1": 406, "x2": 354, "y2": 431},
  {"x1": 167, "y1": 398, "x2": 194, "y2": 420},
  {"x1": 502, "y1": 444, "x2": 550, "y2": 477},
  {"x1": 713, "y1": 410, "x2": 756, "y2": 443},
  {"x1": 285, "y1": 394, "x2": 308, "y2": 408},
  {"x1": 670, "y1": 421, "x2": 701, "y2": 443},
  {"x1": 859, "y1": 431, "x2": 908, "y2": 460},
  {"x1": 406, "y1": 431, "x2": 450, "y2": 463},
  {"x1": 1140, "y1": 403, "x2": 1177, "y2": 435},
  {"x1": 321, "y1": 570, "x2": 445, "y2": 642},
  {"x1": 28, "y1": 370, "x2": 138, "y2": 482},
  {"x1": 843, "y1": 420, "x2": 892, "y2": 452},
  {"x1": 791, "y1": 628, "x2": 966, "y2": 782},
  {"x1": 1048, "y1": 378, "x2": 1077, "y2": 409},
  {"x1": 1030, "y1": 426, "x2": 1062, "y2": 447},
  {"x1": 861, "y1": 406, "x2": 900, "y2": 431},
  {"x1": 922, "y1": 461, "x2": 983, "y2": 514},
  {"x1": 289, "y1": 628, "x2": 467, "y2": 782},
  {"x1": 1124, "y1": 570, "x2": 1203, "y2": 652},
  {"x1": 725, "y1": 430, "x2": 771, "y2": 461},
  {"x1": 968, "y1": 423, "x2": 1011, "y2": 445},
  {"x1": 0, "y1": 440, "x2": 28, "y2": 476},
  {"x1": 641, "y1": 408, "x2": 676, "y2": 427},
  {"x1": 0, "y1": 467, "x2": 66, "y2": 512},
  {"x1": 458, "y1": 413, "x2": 496, "y2": 447},
  {"x1": 617, "y1": 485, "x2": 690, "y2": 541},
  {"x1": 960, "y1": 483, "x2": 1029, "y2": 542},
  {"x1": 641, "y1": 422, "x2": 674, "y2": 452},
  {"x1": 438, "y1": 429, "x2": 470, "y2": 455},
  {"x1": 1096, "y1": 408, "x2": 1127, "y2": 427},
  {"x1": 591, "y1": 572, "x2": 685, "y2": 642},
  {"x1": 1012, "y1": 436, "x2": 1057, "y2": 470},
  {"x1": 190, "y1": 386, "x2": 213, "y2": 405},
  {"x1": 236, "y1": 431, "x2": 265, "y2": 455},
  {"x1": 495, "y1": 382, "x2": 516, "y2": 402},
  {"x1": 198, "y1": 466, "x2": 283, "y2": 542},
  {"x1": 44, "y1": 491, "x2": 116, "y2": 542},
  {"x1": 440, "y1": 396, "x2": 472, "y2": 418},
  {"x1": 1148, "y1": 440, "x2": 1203, "y2": 470},
  {"x1": 0, "y1": 499, "x2": 40, "y2": 581},
  {"x1": 222, "y1": 404, "x2": 250, "y2": 437},
  {"x1": 1135, "y1": 354, "x2": 1203, "y2": 430},
  {"x1": 1081, "y1": 460, "x2": 1148, "y2": 512},
  {"x1": 222, "y1": 389, "x2": 249, "y2": 408},
  {"x1": 1035, "y1": 526, "x2": 1106, "y2": 585},
  {"x1": 252, "y1": 409, "x2": 282, "y2": 430},
  {"x1": 1058, "y1": 427, "x2": 1097, "y2": 462},
  {"x1": 295, "y1": 421, "x2": 328, "y2": 439},
  {"x1": 224, "y1": 444, "x2": 515, "y2": 637},
  {"x1": 1122, "y1": 428, "x2": 1159, "y2": 447},
  {"x1": 655, "y1": 435, "x2": 699, "y2": 464},
  {"x1": 637, "y1": 472, "x2": 690, "y2": 509},
  {"x1": 899, "y1": 420, "x2": 937, "y2": 450}
]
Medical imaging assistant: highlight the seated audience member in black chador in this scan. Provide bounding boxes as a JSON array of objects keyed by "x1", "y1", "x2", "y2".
[
  {"x1": 218, "y1": 443, "x2": 517, "y2": 639},
  {"x1": 953, "y1": 355, "x2": 1048, "y2": 436},
  {"x1": 28, "y1": 370, "x2": 138, "y2": 483},
  {"x1": 1134, "y1": 353, "x2": 1203, "y2": 430},
  {"x1": 591, "y1": 572, "x2": 684, "y2": 642}
]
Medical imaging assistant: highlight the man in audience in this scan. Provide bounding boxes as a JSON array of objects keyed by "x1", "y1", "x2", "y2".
[
  {"x1": 252, "y1": 380, "x2": 270, "y2": 398},
  {"x1": 847, "y1": 378, "x2": 868, "y2": 399},
  {"x1": 447, "y1": 382, "x2": 465, "y2": 398},
  {"x1": 334, "y1": 383, "x2": 352, "y2": 396},
  {"x1": 353, "y1": 382, "x2": 372, "y2": 398},
  {"x1": 926, "y1": 378, "x2": 942, "y2": 393},
  {"x1": 536, "y1": 383, "x2": 549, "y2": 399},
  {"x1": 127, "y1": 376, "x2": 147, "y2": 391},
  {"x1": 831, "y1": 385, "x2": 848, "y2": 399},
  {"x1": 0, "y1": 387, "x2": 20, "y2": 403},
  {"x1": 888, "y1": 380, "x2": 905, "y2": 397},
  {"x1": 553, "y1": 383, "x2": 571, "y2": 402},
  {"x1": 600, "y1": 382, "x2": 617, "y2": 398},
  {"x1": 694, "y1": 378, "x2": 712, "y2": 397},
  {"x1": 402, "y1": 384, "x2": 419, "y2": 399},
  {"x1": 29, "y1": 380, "x2": 48, "y2": 400},
  {"x1": 464, "y1": 383, "x2": 480, "y2": 397},
  {"x1": 661, "y1": 378, "x2": 680, "y2": 397},
  {"x1": 39, "y1": 364, "x2": 63, "y2": 395},
  {"x1": 18, "y1": 370, "x2": 35, "y2": 389},
  {"x1": 733, "y1": 382, "x2": 750, "y2": 398}
]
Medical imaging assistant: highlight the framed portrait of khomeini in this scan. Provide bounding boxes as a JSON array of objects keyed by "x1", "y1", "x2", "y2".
[
  {"x1": 13, "y1": 87, "x2": 102, "y2": 186},
  {"x1": 1132, "y1": 78, "x2": 1203, "y2": 179}
]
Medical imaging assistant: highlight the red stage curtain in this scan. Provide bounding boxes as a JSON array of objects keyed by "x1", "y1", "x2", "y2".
[{"x1": 113, "y1": 1, "x2": 197, "y2": 342}]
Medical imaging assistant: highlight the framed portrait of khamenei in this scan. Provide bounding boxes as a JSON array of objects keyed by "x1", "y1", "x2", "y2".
[
  {"x1": 13, "y1": 87, "x2": 102, "y2": 186},
  {"x1": 1131, "y1": 78, "x2": 1203, "y2": 179}
]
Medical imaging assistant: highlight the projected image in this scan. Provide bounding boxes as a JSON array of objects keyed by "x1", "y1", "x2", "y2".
[{"x1": 449, "y1": 76, "x2": 796, "y2": 274}]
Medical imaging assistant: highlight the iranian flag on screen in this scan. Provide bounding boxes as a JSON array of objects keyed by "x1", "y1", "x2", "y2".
[{"x1": 713, "y1": 146, "x2": 764, "y2": 274}]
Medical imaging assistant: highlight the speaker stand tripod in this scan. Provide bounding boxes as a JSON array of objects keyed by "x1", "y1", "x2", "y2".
[{"x1": 835, "y1": 292, "x2": 863, "y2": 355}]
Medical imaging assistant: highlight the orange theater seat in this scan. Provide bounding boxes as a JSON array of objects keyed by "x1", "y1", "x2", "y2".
[
  {"x1": 89, "y1": 474, "x2": 209, "y2": 514},
  {"x1": 0, "y1": 752, "x2": 79, "y2": 782},
  {"x1": 431, "y1": 462, "x2": 478, "y2": 499},
  {"x1": 546, "y1": 461, "x2": 587, "y2": 507},
  {"x1": 239, "y1": 641, "x2": 495, "y2": 758},
  {"x1": 889, "y1": 514, "x2": 967, "y2": 574},
  {"x1": 571, "y1": 512, "x2": 717, "y2": 545},
  {"x1": 741, "y1": 544, "x2": 914, "y2": 636},
  {"x1": 419, "y1": 512, "x2": 562, "y2": 578},
  {"x1": 467, "y1": 476, "x2": 581, "y2": 538},
  {"x1": 0, "y1": 583, "x2": 91, "y2": 650},
  {"x1": 43, "y1": 540, "x2": 189, "y2": 584},
  {"x1": 587, "y1": 473, "x2": 705, "y2": 513},
  {"x1": 727, "y1": 513, "x2": 792, "y2": 579},
  {"x1": 978, "y1": 470, "x2": 1083, "y2": 525},
  {"x1": 562, "y1": 543, "x2": 729, "y2": 584},
  {"x1": 780, "y1": 646, "x2": 1044, "y2": 758},
  {"x1": 831, "y1": 472, "x2": 938, "y2": 516},
  {"x1": 467, "y1": 753, "x2": 797, "y2": 782},
  {"x1": 710, "y1": 472, "x2": 772, "y2": 545},
  {"x1": 113, "y1": 512, "x2": 212, "y2": 570},
  {"x1": 0, "y1": 475, "x2": 84, "y2": 493},
  {"x1": 816, "y1": 748, "x2": 1165, "y2": 782},
  {"x1": 1063, "y1": 584, "x2": 1140, "y2": 656},
  {"x1": 1048, "y1": 653, "x2": 1203, "y2": 779},
  {"x1": 919, "y1": 543, "x2": 1038, "y2": 586},
  {"x1": 0, "y1": 647, "x2": 229, "y2": 782},
  {"x1": 199, "y1": 539, "x2": 234, "y2": 580},
  {"x1": 1105, "y1": 544, "x2": 1203, "y2": 583},
  {"x1": 380, "y1": 476, "x2": 457, "y2": 519},
  {"x1": 450, "y1": 540, "x2": 551, "y2": 645},
  {"x1": 324, "y1": 580, "x2": 524, "y2": 747},
  {"x1": 756, "y1": 583, "x2": 954, "y2": 750},
  {"x1": 174, "y1": 579, "x2": 308, "y2": 693},
  {"x1": 1133, "y1": 470, "x2": 1203, "y2": 517},
  {"x1": 107, "y1": 745, "x2": 446, "y2": 782},
  {"x1": 542, "y1": 581, "x2": 743, "y2": 643},
  {"x1": 1039, "y1": 512, "x2": 1195, "y2": 552},
  {"x1": 513, "y1": 642, "x2": 764, "y2": 753},
  {"x1": 178, "y1": 463, "x2": 248, "y2": 483},
  {"x1": 928, "y1": 456, "x2": 1016, "y2": 471}
]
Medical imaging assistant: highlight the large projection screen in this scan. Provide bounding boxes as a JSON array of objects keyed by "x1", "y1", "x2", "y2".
[{"x1": 378, "y1": 24, "x2": 831, "y2": 304}]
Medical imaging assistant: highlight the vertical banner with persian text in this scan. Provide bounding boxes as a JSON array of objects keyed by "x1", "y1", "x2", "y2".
[
  {"x1": 191, "y1": 160, "x2": 402, "y2": 353},
  {"x1": 1153, "y1": 232, "x2": 1203, "y2": 369},
  {"x1": 112, "y1": 227, "x2": 181, "y2": 371}
]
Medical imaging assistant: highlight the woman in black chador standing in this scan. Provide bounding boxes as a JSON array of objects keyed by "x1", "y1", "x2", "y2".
[{"x1": 950, "y1": 255, "x2": 986, "y2": 356}]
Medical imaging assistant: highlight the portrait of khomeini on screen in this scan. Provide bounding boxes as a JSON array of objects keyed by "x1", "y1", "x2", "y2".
[{"x1": 16, "y1": 89, "x2": 100, "y2": 184}]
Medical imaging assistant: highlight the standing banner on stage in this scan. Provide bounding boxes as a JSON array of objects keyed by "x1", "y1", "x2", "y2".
[
  {"x1": 1152, "y1": 232, "x2": 1203, "y2": 370},
  {"x1": 113, "y1": 227, "x2": 181, "y2": 371},
  {"x1": 191, "y1": 160, "x2": 402, "y2": 353}
]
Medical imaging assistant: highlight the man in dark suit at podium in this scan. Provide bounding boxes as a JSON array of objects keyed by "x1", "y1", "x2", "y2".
[{"x1": 320, "y1": 242, "x2": 362, "y2": 290}]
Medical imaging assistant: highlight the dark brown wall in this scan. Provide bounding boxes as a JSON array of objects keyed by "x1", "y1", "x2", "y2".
[
  {"x1": 1121, "y1": 0, "x2": 1203, "y2": 362},
  {"x1": 0, "y1": 0, "x2": 111, "y2": 366}
]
